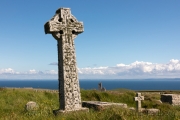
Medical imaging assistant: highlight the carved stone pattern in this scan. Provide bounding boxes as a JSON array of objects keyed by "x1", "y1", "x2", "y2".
[
  {"x1": 135, "y1": 93, "x2": 144, "y2": 101},
  {"x1": 62, "y1": 34, "x2": 81, "y2": 110},
  {"x1": 135, "y1": 96, "x2": 144, "y2": 101},
  {"x1": 44, "y1": 8, "x2": 83, "y2": 111}
]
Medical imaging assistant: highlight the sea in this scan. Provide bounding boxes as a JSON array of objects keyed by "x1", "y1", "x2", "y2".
[{"x1": 0, "y1": 78, "x2": 180, "y2": 91}]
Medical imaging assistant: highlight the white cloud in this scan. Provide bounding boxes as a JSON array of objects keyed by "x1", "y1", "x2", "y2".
[
  {"x1": 28, "y1": 69, "x2": 37, "y2": 74},
  {"x1": 44, "y1": 70, "x2": 58, "y2": 74},
  {"x1": 0, "y1": 68, "x2": 17, "y2": 74},
  {"x1": 1, "y1": 59, "x2": 180, "y2": 79},
  {"x1": 0, "y1": 68, "x2": 58, "y2": 79},
  {"x1": 78, "y1": 59, "x2": 180, "y2": 79}
]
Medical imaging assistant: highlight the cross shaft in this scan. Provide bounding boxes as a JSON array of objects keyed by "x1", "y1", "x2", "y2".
[{"x1": 44, "y1": 8, "x2": 85, "y2": 112}]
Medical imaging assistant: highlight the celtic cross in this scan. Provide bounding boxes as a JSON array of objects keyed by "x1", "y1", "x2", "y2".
[{"x1": 44, "y1": 8, "x2": 88, "y2": 114}]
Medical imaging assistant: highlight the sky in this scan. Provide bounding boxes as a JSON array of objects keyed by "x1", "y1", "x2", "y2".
[{"x1": 0, "y1": 0, "x2": 180, "y2": 79}]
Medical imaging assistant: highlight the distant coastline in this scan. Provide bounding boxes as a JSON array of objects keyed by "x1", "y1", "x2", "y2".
[{"x1": 0, "y1": 78, "x2": 180, "y2": 81}]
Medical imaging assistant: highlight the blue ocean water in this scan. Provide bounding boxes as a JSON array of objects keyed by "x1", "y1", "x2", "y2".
[{"x1": 0, "y1": 79, "x2": 180, "y2": 90}]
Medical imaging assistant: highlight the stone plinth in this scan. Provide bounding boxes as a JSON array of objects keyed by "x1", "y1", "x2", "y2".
[
  {"x1": 142, "y1": 108, "x2": 160, "y2": 115},
  {"x1": 53, "y1": 107, "x2": 89, "y2": 115},
  {"x1": 161, "y1": 94, "x2": 180, "y2": 106},
  {"x1": 82, "y1": 101, "x2": 127, "y2": 110}
]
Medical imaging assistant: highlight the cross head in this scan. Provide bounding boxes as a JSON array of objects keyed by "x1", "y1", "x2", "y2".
[{"x1": 44, "y1": 8, "x2": 83, "y2": 40}]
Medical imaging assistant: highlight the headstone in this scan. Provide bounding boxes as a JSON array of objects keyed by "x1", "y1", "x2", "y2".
[
  {"x1": 161, "y1": 94, "x2": 180, "y2": 106},
  {"x1": 134, "y1": 92, "x2": 144, "y2": 112},
  {"x1": 25, "y1": 101, "x2": 38, "y2": 111},
  {"x1": 44, "y1": 8, "x2": 88, "y2": 114}
]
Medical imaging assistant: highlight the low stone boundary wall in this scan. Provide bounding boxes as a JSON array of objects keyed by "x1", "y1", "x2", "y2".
[
  {"x1": 4, "y1": 87, "x2": 59, "y2": 93},
  {"x1": 34, "y1": 89, "x2": 58, "y2": 93}
]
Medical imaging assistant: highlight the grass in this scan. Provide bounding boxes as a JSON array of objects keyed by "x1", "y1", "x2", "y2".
[{"x1": 0, "y1": 88, "x2": 180, "y2": 119}]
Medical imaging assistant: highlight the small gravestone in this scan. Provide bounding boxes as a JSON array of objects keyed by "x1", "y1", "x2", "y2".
[
  {"x1": 134, "y1": 93, "x2": 160, "y2": 114},
  {"x1": 134, "y1": 92, "x2": 144, "y2": 112},
  {"x1": 25, "y1": 101, "x2": 38, "y2": 111}
]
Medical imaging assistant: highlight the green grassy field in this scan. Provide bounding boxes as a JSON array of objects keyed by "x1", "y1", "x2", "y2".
[{"x1": 0, "y1": 88, "x2": 180, "y2": 120}]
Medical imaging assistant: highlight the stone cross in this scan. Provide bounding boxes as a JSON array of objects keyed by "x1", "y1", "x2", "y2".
[
  {"x1": 134, "y1": 92, "x2": 144, "y2": 112},
  {"x1": 44, "y1": 8, "x2": 88, "y2": 114}
]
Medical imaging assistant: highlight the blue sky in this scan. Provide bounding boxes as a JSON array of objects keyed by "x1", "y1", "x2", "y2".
[{"x1": 0, "y1": 0, "x2": 180, "y2": 79}]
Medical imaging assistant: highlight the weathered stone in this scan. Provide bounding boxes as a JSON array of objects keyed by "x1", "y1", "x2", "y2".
[
  {"x1": 142, "y1": 108, "x2": 160, "y2": 115},
  {"x1": 82, "y1": 101, "x2": 127, "y2": 110},
  {"x1": 98, "y1": 82, "x2": 106, "y2": 91},
  {"x1": 44, "y1": 7, "x2": 88, "y2": 114},
  {"x1": 128, "y1": 107, "x2": 135, "y2": 111},
  {"x1": 134, "y1": 92, "x2": 144, "y2": 112},
  {"x1": 98, "y1": 83, "x2": 102, "y2": 90},
  {"x1": 25, "y1": 101, "x2": 38, "y2": 111},
  {"x1": 161, "y1": 94, "x2": 180, "y2": 106}
]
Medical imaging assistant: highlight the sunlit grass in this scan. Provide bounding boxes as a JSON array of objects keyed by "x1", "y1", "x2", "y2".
[{"x1": 0, "y1": 88, "x2": 180, "y2": 119}]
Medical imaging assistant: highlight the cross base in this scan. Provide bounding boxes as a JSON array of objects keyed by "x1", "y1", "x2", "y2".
[
  {"x1": 53, "y1": 107, "x2": 89, "y2": 115},
  {"x1": 136, "y1": 107, "x2": 145, "y2": 112}
]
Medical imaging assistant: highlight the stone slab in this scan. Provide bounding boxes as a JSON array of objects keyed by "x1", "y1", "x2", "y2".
[
  {"x1": 142, "y1": 108, "x2": 160, "y2": 115},
  {"x1": 82, "y1": 101, "x2": 127, "y2": 110}
]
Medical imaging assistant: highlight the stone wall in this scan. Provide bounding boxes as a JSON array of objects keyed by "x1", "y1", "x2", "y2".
[{"x1": 161, "y1": 94, "x2": 180, "y2": 106}]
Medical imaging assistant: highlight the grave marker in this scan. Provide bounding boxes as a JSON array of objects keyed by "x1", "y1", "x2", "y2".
[
  {"x1": 134, "y1": 92, "x2": 144, "y2": 112},
  {"x1": 44, "y1": 7, "x2": 88, "y2": 114}
]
